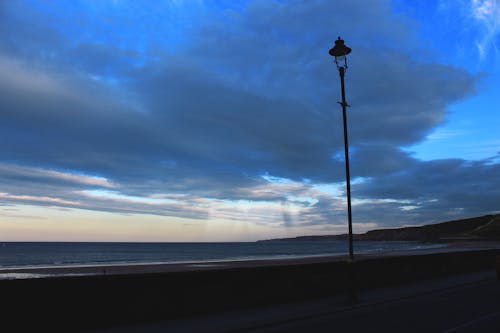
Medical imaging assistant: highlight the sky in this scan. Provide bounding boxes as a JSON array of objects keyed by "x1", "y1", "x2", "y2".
[{"x1": 0, "y1": 0, "x2": 499, "y2": 242}]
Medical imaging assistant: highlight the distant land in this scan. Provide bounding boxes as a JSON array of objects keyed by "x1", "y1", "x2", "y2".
[{"x1": 259, "y1": 214, "x2": 500, "y2": 243}]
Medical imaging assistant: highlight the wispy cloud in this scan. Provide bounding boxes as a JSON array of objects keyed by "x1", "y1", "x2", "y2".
[
  {"x1": 0, "y1": 163, "x2": 114, "y2": 188},
  {"x1": 441, "y1": 0, "x2": 500, "y2": 59},
  {"x1": 0, "y1": 193, "x2": 80, "y2": 206},
  {"x1": 470, "y1": 0, "x2": 500, "y2": 58}
]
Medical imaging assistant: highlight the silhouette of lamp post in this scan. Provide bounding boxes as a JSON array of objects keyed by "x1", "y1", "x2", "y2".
[{"x1": 329, "y1": 37, "x2": 354, "y2": 260}]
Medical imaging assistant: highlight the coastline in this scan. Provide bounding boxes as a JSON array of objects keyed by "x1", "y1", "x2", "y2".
[
  {"x1": 1, "y1": 241, "x2": 499, "y2": 280},
  {"x1": 0, "y1": 239, "x2": 442, "y2": 273}
]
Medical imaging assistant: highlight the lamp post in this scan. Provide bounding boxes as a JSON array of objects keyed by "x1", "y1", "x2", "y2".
[{"x1": 329, "y1": 37, "x2": 354, "y2": 260}]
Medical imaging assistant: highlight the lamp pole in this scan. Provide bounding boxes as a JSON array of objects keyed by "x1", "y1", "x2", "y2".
[{"x1": 329, "y1": 37, "x2": 354, "y2": 260}]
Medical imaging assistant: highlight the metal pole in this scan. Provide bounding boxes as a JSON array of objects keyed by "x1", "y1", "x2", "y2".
[{"x1": 339, "y1": 66, "x2": 354, "y2": 260}]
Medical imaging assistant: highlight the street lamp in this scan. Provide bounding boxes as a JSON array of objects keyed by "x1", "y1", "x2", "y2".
[{"x1": 329, "y1": 37, "x2": 354, "y2": 260}]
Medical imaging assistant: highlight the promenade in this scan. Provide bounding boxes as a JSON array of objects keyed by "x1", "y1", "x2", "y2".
[{"x1": 89, "y1": 270, "x2": 500, "y2": 333}]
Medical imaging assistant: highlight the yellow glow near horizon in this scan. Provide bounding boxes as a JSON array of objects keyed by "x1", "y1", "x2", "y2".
[{"x1": 0, "y1": 204, "x2": 303, "y2": 242}]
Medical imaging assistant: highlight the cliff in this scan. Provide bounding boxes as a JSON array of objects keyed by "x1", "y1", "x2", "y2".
[{"x1": 259, "y1": 214, "x2": 500, "y2": 243}]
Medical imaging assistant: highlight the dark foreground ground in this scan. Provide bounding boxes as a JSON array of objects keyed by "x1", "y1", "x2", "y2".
[
  {"x1": 1, "y1": 248, "x2": 500, "y2": 332},
  {"x1": 89, "y1": 270, "x2": 500, "y2": 333}
]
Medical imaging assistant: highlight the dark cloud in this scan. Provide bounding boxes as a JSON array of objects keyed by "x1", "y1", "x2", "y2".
[
  {"x1": 353, "y1": 158, "x2": 500, "y2": 224},
  {"x1": 351, "y1": 145, "x2": 417, "y2": 177},
  {"x1": 298, "y1": 196, "x2": 345, "y2": 226}
]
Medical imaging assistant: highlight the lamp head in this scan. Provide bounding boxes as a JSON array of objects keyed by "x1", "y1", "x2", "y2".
[{"x1": 329, "y1": 37, "x2": 351, "y2": 69}]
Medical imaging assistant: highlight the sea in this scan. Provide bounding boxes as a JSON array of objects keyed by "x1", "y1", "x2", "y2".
[{"x1": 0, "y1": 241, "x2": 447, "y2": 269}]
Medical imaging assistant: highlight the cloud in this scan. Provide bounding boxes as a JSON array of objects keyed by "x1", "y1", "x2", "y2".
[
  {"x1": 0, "y1": 163, "x2": 114, "y2": 188},
  {"x1": 0, "y1": 193, "x2": 81, "y2": 207},
  {"x1": 353, "y1": 157, "x2": 500, "y2": 225},
  {"x1": 0, "y1": 0, "x2": 495, "y2": 233},
  {"x1": 470, "y1": 0, "x2": 500, "y2": 58},
  {"x1": 439, "y1": 0, "x2": 500, "y2": 60}
]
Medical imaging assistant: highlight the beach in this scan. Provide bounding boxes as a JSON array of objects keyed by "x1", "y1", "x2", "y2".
[
  {"x1": 1, "y1": 245, "x2": 499, "y2": 332},
  {"x1": 0, "y1": 241, "x2": 498, "y2": 279}
]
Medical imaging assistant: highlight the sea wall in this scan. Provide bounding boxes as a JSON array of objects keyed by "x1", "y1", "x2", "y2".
[{"x1": 2, "y1": 249, "x2": 499, "y2": 332}]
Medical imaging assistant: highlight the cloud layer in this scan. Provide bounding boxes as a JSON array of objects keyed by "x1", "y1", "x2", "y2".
[{"x1": 0, "y1": 0, "x2": 497, "y2": 237}]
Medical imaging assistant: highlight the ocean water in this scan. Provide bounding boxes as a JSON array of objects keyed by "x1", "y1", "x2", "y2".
[{"x1": 0, "y1": 241, "x2": 446, "y2": 269}]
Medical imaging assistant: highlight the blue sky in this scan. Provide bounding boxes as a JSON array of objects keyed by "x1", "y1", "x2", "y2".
[
  {"x1": 396, "y1": 0, "x2": 500, "y2": 161},
  {"x1": 0, "y1": 0, "x2": 499, "y2": 241}
]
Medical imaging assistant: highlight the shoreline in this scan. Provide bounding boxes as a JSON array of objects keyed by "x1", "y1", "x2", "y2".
[{"x1": 1, "y1": 241, "x2": 499, "y2": 280}]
